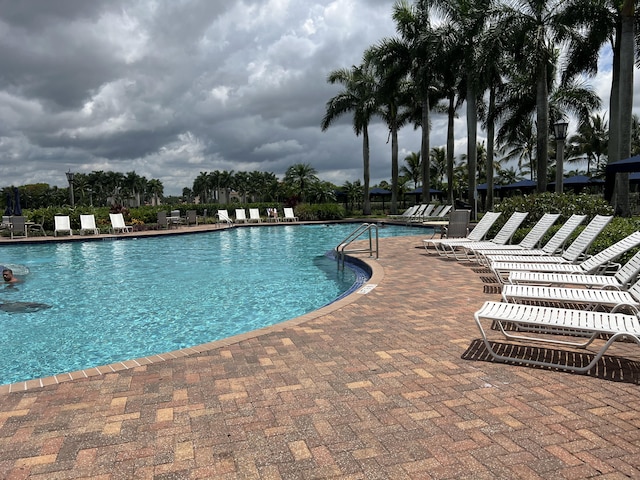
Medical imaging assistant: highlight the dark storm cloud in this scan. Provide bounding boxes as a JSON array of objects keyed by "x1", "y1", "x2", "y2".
[{"x1": 0, "y1": 0, "x2": 623, "y2": 196}]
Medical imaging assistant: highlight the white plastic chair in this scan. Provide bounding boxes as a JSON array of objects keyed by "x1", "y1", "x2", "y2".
[
  {"x1": 54, "y1": 215, "x2": 73, "y2": 236},
  {"x1": 109, "y1": 213, "x2": 133, "y2": 233},
  {"x1": 79, "y1": 214, "x2": 100, "y2": 235}
]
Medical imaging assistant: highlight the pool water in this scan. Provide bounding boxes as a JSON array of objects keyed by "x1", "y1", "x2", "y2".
[{"x1": 0, "y1": 223, "x2": 425, "y2": 385}]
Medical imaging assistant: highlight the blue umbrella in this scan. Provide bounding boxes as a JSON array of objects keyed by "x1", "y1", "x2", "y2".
[
  {"x1": 13, "y1": 187, "x2": 22, "y2": 216},
  {"x1": 4, "y1": 192, "x2": 12, "y2": 216}
]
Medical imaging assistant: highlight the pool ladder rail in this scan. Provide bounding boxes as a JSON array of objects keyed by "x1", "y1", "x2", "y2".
[{"x1": 335, "y1": 223, "x2": 379, "y2": 269}]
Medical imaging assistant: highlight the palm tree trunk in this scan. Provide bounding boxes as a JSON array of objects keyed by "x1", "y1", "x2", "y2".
[
  {"x1": 362, "y1": 126, "x2": 371, "y2": 215},
  {"x1": 466, "y1": 84, "x2": 478, "y2": 217},
  {"x1": 536, "y1": 61, "x2": 549, "y2": 193},
  {"x1": 447, "y1": 94, "x2": 455, "y2": 206},
  {"x1": 614, "y1": 0, "x2": 634, "y2": 216},
  {"x1": 421, "y1": 98, "x2": 431, "y2": 204},
  {"x1": 391, "y1": 120, "x2": 399, "y2": 215},
  {"x1": 486, "y1": 86, "x2": 496, "y2": 212},
  {"x1": 608, "y1": 21, "x2": 621, "y2": 164}
]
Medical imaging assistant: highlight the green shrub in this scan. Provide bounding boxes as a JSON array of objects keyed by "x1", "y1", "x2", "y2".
[
  {"x1": 295, "y1": 203, "x2": 345, "y2": 221},
  {"x1": 494, "y1": 193, "x2": 613, "y2": 227},
  {"x1": 489, "y1": 193, "x2": 614, "y2": 239}
]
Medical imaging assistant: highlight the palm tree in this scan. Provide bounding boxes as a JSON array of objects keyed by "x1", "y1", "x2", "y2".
[
  {"x1": 192, "y1": 172, "x2": 211, "y2": 203},
  {"x1": 307, "y1": 181, "x2": 337, "y2": 204},
  {"x1": 218, "y1": 170, "x2": 235, "y2": 204},
  {"x1": 322, "y1": 63, "x2": 377, "y2": 215},
  {"x1": 612, "y1": 0, "x2": 635, "y2": 215},
  {"x1": 147, "y1": 179, "x2": 163, "y2": 206},
  {"x1": 429, "y1": 147, "x2": 447, "y2": 190},
  {"x1": 342, "y1": 180, "x2": 364, "y2": 212},
  {"x1": 433, "y1": 0, "x2": 492, "y2": 213},
  {"x1": 502, "y1": 118, "x2": 537, "y2": 181},
  {"x1": 401, "y1": 151, "x2": 422, "y2": 189},
  {"x1": 392, "y1": 0, "x2": 440, "y2": 205},
  {"x1": 567, "y1": 114, "x2": 608, "y2": 175},
  {"x1": 284, "y1": 163, "x2": 318, "y2": 203},
  {"x1": 495, "y1": 0, "x2": 609, "y2": 193},
  {"x1": 364, "y1": 39, "x2": 412, "y2": 215}
]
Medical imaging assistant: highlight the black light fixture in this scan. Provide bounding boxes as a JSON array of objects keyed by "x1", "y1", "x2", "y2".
[
  {"x1": 553, "y1": 120, "x2": 569, "y2": 193},
  {"x1": 553, "y1": 120, "x2": 569, "y2": 141},
  {"x1": 65, "y1": 170, "x2": 75, "y2": 207}
]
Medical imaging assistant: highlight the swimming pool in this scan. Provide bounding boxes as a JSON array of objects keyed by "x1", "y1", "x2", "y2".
[{"x1": 0, "y1": 223, "x2": 426, "y2": 386}]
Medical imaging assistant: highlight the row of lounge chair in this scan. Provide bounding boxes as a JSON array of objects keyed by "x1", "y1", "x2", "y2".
[
  {"x1": 424, "y1": 210, "x2": 640, "y2": 373},
  {"x1": 390, "y1": 203, "x2": 452, "y2": 224},
  {"x1": 217, "y1": 207, "x2": 299, "y2": 224},
  {"x1": 39, "y1": 208, "x2": 301, "y2": 238},
  {"x1": 51, "y1": 213, "x2": 133, "y2": 236}
]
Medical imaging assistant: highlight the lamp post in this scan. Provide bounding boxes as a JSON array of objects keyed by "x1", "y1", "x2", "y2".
[
  {"x1": 553, "y1": 120, "x2": 569, "y2": 194},
  {"x1": 65, "y1": 170, "x2": 75, "y2": 207}
]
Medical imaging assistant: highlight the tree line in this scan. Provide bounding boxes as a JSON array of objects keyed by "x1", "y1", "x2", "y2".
[{"x1": 321, "y1": 0, "x2": 637, "y2": 216}]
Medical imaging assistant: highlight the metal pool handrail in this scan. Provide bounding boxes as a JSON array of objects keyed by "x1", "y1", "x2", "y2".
[{"x1": 335, "y1": 223, "x2": 379, "y2": 269}]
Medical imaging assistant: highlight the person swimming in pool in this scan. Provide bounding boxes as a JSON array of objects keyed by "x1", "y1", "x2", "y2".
[{"x1": 2, "y1": 267, "x2": 20, "y2": 284}]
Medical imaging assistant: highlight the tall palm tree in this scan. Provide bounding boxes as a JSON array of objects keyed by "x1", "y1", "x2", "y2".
[
  {"x1": 495, "y1": 0, "x2": 609, "y2": 193},
  {"x1": 392, "y1": 0, "x2": 440, "y2": 205},
  {"x1": 364, "y1": 39, "x2": 412, "y2": 215},
  {"x1": 612, "y1": 0, "x2": 635, "y2": 215},
  {"x1": 322, "y1": 63, "x2": 377, "y2": 215},
  {"x1": 433, "y1": 0, "x2": 492, "y2": 213}
]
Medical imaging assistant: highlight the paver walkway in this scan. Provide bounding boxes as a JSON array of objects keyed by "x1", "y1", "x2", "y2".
[{"x1": 1, "y1": 234, "x2": 640, "y2": 479}]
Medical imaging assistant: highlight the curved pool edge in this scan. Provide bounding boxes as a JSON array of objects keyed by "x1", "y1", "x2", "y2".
[{"x1": 0, "y1": 253, "x2": 384, "y2": 394}]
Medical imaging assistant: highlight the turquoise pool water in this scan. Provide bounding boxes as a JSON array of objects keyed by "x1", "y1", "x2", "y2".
[{"x1": 0, "y1": 223, "x2": 425, "y2": 385}]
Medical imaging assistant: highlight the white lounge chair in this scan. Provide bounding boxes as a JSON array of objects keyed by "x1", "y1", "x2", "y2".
[
  {"x1": 216, "y1": 209, "x2": 233, "y2": 224},
  {"x1": 248, "y1": 208, "x2": 262, "y2": 223},
  {"x1": 473, "y1": 214, "x2": 585, "y2": 265},
  {"x1": 408, "y1": 204, "x2": 435, "y2": 223},
  {"x1": 54, "y1": 215, "x2": 73, "y2": 236},
  {"x1": 109, "y1": 213, "x2": 133, "y2": 233},
  {"x1": 487, "y1": 214, "x2": 611, "y2": 269},
  {"x1": 388, "y1": 205, "x2": 419, "y2": 220},
  {"x1": 283, "y1": 208, "x2": 298, "y2": 222},
  {"x1": 235, "y1": 209, "x2": 248, "y2": 223},
  {"x1": 442, "y1": 211, "x2": 529, "y2": 260},
  {"x1": 508, "y1": 248, "x2": 640, "y2": 290},
  {"x1": 422, "y1": 204, "x2": 452, "y2": 221},
  {"x1": 489, "y1": 218, "x2": 627, "y2": 283},
  {"x1": 502, "y1": 278, "x2": 640, "y2": 313},
  {"x1": 79, "y1": 214, "x2": 100, "y2": 235},
  {"x1": 459, "y1": 213, "x2": 560, "y2": 257},
  {"x1": 423, "y1": 211, "x2": 502, "y2": 254},
  {"x1": 473, "y1": 300, "x2": 640, "y2": 373}
]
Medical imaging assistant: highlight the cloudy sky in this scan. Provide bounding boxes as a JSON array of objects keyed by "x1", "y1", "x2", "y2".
[{"x1": 0, "y1": 0, "x2": 637, "y2": 196}]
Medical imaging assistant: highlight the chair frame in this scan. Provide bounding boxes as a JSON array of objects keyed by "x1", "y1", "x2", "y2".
[{"x1": 474, "y1": 300, "x2": 640, "y2": 373}]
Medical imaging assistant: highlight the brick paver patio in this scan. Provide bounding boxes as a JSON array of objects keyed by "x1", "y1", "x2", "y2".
[{"x1": 1, "y1": 231, "x2": 640, "y2": 479}]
